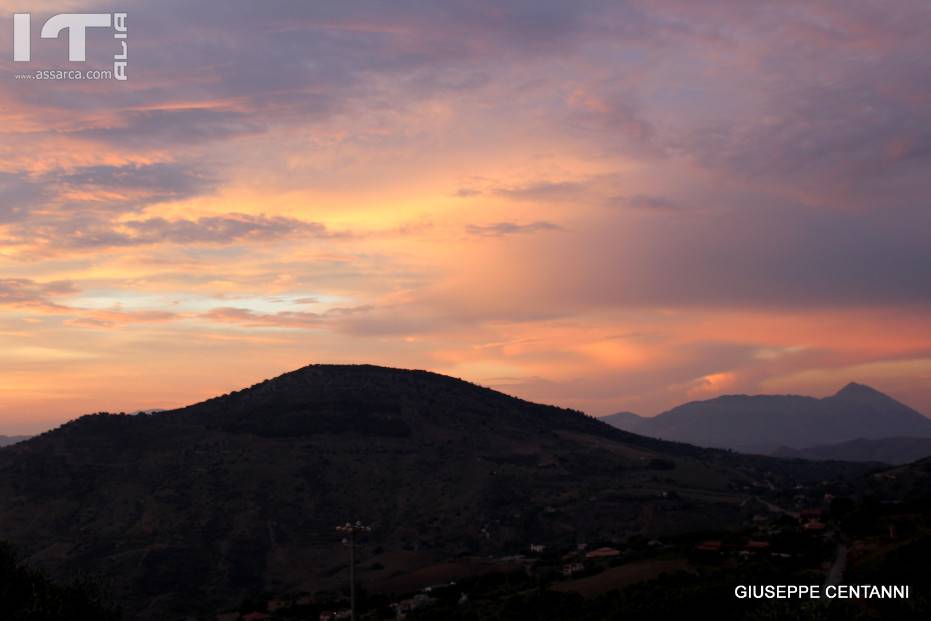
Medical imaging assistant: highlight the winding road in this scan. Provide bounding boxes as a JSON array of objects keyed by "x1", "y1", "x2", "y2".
[{"x1": 825, "y1": 543, "x2": 847, "y2": 586}]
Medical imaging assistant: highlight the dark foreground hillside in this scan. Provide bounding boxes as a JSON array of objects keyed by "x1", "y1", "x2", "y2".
[
  {"x1": 405, "y1": 458, "x2": 931, "y2": 621},
  {"x1": 0, "y1": 543, "x2": 120, "y2": 621},
  {"x1": 0, "y1": 365, "x2": 874, "y2": 619}
]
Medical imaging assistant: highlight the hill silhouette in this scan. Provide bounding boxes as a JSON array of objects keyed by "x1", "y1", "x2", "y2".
[
  {"x1": 0, "y1": 435, "x2": 30, "y2": 447},
  {"x1": 603, "y1": 383, "x2": 931, "y2": 453},
  {"x1": 599, "y1": 411, "x2": 643, "y2": 431},
  {"x1": 0, "y1": 365, "x2": 873, "y2": 619}
]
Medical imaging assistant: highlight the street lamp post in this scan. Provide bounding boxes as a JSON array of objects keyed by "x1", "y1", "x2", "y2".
[{"x1": 336, "y1": 521, "x2": 371, "y2": 621}]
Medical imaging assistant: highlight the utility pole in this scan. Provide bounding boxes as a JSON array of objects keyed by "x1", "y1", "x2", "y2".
[{"x1": 336, "y1": 521, "x2": 370, "y2": 621}]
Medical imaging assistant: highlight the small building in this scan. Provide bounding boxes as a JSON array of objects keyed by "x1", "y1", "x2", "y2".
[
  {"x1": 695, "y1": 540, "x2": 722, "y2": 552},
  {"x1": 392, "y1": 594, "x2": 436, "y2": 619},
  {"x1": 562, "y1": 562, "x2": 585, "y2": 576},
  {"x1": 803, "y1": 520, "x2": 826, "y2": 531},
  {"x1": 530, "y1": 543, "x2": 546, "y2": 553},
  {"x1": 585, "y1": 547, "x2": 621, "y2": 559}
]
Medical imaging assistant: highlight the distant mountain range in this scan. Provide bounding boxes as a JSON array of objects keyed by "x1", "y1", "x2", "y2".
[
  {"x1": 0, "y1": 365, "x2": 870, "y2": 620},
  {"x1": 602, "y1": 383, "x2": 931, "y2": 457},
  {"x1": 0, "y1": 435, "x2": 30, "y2": 447}
]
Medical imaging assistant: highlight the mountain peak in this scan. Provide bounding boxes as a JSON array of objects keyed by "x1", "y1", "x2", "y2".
[
  {"x1": 834, "y1": 382, "x2": 885, "y2": 399},
  {"x1": 602, "y1": 382, "x2": 931, "y2": 451},
  {"x1": 168, "y1": 363, "x2": 621, "y2": 442}
]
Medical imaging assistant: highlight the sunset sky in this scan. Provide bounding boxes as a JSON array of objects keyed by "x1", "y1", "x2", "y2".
[{"x1": 2, "y1": 1, "x2": 931, "y2": 433}]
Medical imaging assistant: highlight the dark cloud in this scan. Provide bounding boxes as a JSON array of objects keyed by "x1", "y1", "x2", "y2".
[
  {"x1": 494, "y1": 182, "x2": 586, "y2": 202},
  {"x1": 681, "y1": 80, "x2": 931, "y2": 191},
  {"x1": 0, "y1": 278, "x2": 77, "y2": 310},
  {"x1": 465, "y1": 221, "x2": 563, "y2": 237},
  {"x1": 610, "y1": 194, "x2": 684, "y2": 211},
  {"x1": 201, "y1": 307, "x2": 318, "y2": 327},
  {"x1": 0, "y1": 173, "x2": 48, "y2": 223},
  {"x1": 122, "y1": 214, "x2": 327, "y2": 245},
  {"x1": 72, "y1": 108, "x2": 267, "y2": 148},
  {"x1": 4, "y1": 213, "x2": 329, "y2": 252},
  {"x1": 68, "y1": 309, "x2": 182, "y2": 328},
  {"x1": 61, "y1": 162, "x2": 215, "y2": 206},
  {"x1": 0, "y1": 162, "x2": 216, "y2": 231},
  {"x1": 567, "y1": 93, "x2": 661, "y2": 156},
  {"x1": 202, "y1": 304, "x2": 373, "y2": 329}
]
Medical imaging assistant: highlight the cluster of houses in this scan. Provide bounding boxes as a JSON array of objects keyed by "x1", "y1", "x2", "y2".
[
  {"x1": 694, "y1": 538, "x2": 773, "y2": 557},
  {"x1": 523, "y1": 538, "x2": 688, "y2": 581},
  {"x1": 559, "y1": 546, "x2": 625, "y2": 576},
  {"x1": 390, "y1": 593, "x2": 438, "y2": 619},
  {"x1": 522, "y1": 541, "x2": 628, "y2": 578},
  {"x1": 694, "y1": 505, "x2": 832, "y2": 559},
  {"x1": 800, "y1": 508, "x2": 827, "y2": 531},
  {"x1": 222, "y1": 498, "x2": 841, "y2": 621},
  {"x1": 216, "y1": 596, "x2": 323, "y2": 621}
]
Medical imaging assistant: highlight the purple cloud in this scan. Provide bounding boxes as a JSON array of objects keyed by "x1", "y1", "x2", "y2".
[{"x1": 465, "y1": 221, "x2": 563, "y2": 237}]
